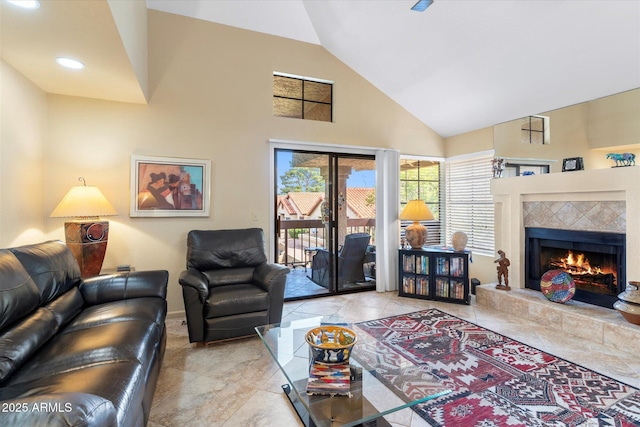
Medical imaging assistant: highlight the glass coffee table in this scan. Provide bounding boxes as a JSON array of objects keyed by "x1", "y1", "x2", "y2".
[{"x1": 256, "y1": 316, "x2": 450, "y2": 427}]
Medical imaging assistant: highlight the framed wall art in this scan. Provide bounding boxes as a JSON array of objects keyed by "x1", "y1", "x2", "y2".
[
  {"x1": 561, "y1": 157, "x2": 584, "y2": 172},
  {"x1": 130, "y1": 155, "x2": 211, "y2": 217}
]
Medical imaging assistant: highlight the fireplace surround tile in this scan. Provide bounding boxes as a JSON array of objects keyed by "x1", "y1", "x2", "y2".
[
  {"x1": 556, "y1": 202, "x2": 584, "y2": 227},
  {"x1": 523, "y1": 200, "x2": 626, "y2": 233},
  {"x1": 574, "y1": 201, "x2": 599, "y2": 214}
]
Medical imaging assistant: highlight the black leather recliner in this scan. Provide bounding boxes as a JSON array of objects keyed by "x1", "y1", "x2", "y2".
[{"x1": 179, "y1": 228, "x2": 289, "y2": 343}]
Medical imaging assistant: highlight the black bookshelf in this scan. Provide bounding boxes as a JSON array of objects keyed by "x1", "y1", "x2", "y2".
[{"x1": 399, "y1": 247, "x2": 470, "y2": 305}]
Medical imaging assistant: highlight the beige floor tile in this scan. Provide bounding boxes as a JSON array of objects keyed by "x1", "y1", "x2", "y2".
[{"x1": 150, "y1": 290, "x2": 639, "y2": 426}]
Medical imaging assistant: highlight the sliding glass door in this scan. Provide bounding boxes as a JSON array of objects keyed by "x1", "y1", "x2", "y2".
[{"x1": 274, "y1": 148, "x2": 376, "y2": 300}]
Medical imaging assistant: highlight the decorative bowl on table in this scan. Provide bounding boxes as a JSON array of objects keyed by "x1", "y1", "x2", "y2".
[{"x1": 305, "y1": 325, "x2": 357, "y2": 364}]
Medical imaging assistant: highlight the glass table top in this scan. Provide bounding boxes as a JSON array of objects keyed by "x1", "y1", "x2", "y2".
[{"x1": 255, "y1": 316, "x2": 450, "y2": 427}]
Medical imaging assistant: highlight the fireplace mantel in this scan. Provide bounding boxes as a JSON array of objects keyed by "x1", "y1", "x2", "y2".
[{"x1": 491, "y1": 166, "x2": 639, "y2": 289}]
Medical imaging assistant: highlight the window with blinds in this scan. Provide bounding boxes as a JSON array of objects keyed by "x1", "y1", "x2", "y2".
[
  {"x1": 445, "y1": 152, "x2": 494, "y2": 256},
  {"x1": 400, "y1": 159, "x2": 443, "y2": 246}
]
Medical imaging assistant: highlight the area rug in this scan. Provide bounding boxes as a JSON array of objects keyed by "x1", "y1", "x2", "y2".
[{"x1": 353, "y1": 309, "x2": 640, "y2": 426}]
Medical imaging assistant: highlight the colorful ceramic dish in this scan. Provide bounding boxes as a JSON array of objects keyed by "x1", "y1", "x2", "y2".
[{"x1": 305, "y1": 325, "x2": 357, "y2": 364}]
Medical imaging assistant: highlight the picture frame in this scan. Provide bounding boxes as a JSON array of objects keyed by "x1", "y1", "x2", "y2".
[
  {"x1": 130, "y1": 155, "x2": 211, "y2": 217},
  {"x1": 561, "y1": 157, "x2": 584, "y2": 172}
]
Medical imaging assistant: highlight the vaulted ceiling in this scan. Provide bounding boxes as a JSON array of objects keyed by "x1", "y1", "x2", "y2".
[{"x1": 2, "y1": 0, "x2": 639, "y2": 137}]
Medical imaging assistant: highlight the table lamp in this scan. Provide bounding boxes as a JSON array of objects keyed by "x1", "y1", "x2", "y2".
[
  {"x1": 399, "y1": 200, "x2": 434, "y2": 249},
  {"x1": 50, "y1": 177, "x2": 117, "y2": 277}
]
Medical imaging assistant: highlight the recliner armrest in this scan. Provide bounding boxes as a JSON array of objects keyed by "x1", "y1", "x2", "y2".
[
  {"x1": 79, "y1": 271, "x2": 168, "y2": 306},
  {"x1": 179, "y1": 269, "x2": 209, "y2": 303},
  {"x1": 253, "y1": 263, "x2": 289, "y2": 290}
]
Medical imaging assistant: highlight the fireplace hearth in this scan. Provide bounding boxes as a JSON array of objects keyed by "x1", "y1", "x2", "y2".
[{"x1": 525, "y1": 227, "x2": 625, "y2": 308}]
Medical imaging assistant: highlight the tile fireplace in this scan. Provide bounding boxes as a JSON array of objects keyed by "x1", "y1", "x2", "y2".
[
  {"x1": 525, "y1": 227, "x2": 625, "y2": 308},
  {"x1": 491, "y1": 166, "x2": 639, "y2": 299}
]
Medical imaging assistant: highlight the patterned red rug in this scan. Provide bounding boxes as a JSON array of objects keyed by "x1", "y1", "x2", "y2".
[{"x1": 353, "y1": 309, "x2": 640, "y2": 426}]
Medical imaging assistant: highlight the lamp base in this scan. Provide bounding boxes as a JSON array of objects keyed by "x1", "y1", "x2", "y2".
[
  {"x1": 405, "y1": 222, "x2": 427, "y2": 249},
  {"x1": 64, "y1": 220, "x2": 109, "y2": 277}
]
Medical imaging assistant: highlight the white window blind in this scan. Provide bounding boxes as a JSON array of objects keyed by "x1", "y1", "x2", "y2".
[{"x1": 445, "y1": 152, "x2": 494, "y2": 256}]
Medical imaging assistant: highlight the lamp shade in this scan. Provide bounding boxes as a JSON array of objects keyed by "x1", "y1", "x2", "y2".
[
  {"x1": 399, "y1": 200, "x2": 434, "y2": 222},
  {"x1": 51, "y1": 179, "x2": 117, "y2": 277},
  {"x1": 50, "y1": 185, "x2": 117, "y2": 218}
]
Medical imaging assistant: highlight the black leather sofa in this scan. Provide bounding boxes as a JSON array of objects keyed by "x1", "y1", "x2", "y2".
[{"x1": 0, "y1": 240, "x2": 168, "y2": 427}]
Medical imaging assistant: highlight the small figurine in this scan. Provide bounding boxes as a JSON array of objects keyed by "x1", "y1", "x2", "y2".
[
  {"x1": 606, "y1": 152, "x2": 636, "y2": 167},
  {"x1": 495, "y1": 250, "x2": 511, "y2": 291},
  {"x1": 492, "y1": 157, "x2": 505, "y2": 178}
]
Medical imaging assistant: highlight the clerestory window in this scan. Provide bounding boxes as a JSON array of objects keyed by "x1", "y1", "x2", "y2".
[
  {"x1": 273, "y1": 73, "x2": 333, "y2": 122},
  {"x1": 521, "y1": 115, "x2": 550, "y2": 144}
]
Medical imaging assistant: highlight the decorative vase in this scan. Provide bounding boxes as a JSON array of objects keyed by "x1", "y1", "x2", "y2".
[
  {"x1": 614, "y1": 281, "x2": 640, "y2": 325},
  {"x1": 451, "y1": 231, "x2": 468, "y2": 252}
]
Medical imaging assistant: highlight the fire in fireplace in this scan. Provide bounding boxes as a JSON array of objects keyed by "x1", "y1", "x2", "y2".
[
  {"x1": 545, "y1": 249, "x2": 617, "y2": 296},
  {"x1": 525, "y1": 227, "x2": 625, "y2": 308}
]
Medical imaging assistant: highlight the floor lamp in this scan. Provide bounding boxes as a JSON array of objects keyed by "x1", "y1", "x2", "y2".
[{"x1": 50, "y1": 177, "x2": 117, "y2": 277}]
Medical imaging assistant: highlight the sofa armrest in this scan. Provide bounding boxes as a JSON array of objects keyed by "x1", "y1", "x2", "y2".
[
  {"x1": 79, "y1": 270, "x2": 169, "y2": 306},
  {"x1": 0, "y1": 393, "x2": 117, "y2": 427}
]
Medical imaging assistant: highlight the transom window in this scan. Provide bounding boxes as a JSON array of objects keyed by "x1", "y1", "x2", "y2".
[
  {"x1": 521, "y1": 115, "x2": 550, "y2": 144},
  {"x1": 273, "y1": 73, "x2": 333, "y2": 122}
]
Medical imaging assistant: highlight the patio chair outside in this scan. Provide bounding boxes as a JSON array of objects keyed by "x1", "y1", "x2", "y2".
[{"x1": 311, "y1": 232, "x2": 371, "y2": 289}]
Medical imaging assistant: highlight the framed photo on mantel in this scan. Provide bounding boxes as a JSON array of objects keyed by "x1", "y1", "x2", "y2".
[
  {"x1": 561, "y1": 157, "x2": 584, "y2": 172},
  {"x1": 130, "y1": 155, "x2": 211, "y2": 217}
]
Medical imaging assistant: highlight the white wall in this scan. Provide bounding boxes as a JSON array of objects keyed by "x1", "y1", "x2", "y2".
[
  {"x1": 0, "y1": 60, "x2": 48, "y2": 247},
  {"x1": 40, "y1": 11, "x2": 443, "y2": 316}
]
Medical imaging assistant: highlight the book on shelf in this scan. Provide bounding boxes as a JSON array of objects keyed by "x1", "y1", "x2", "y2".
[
  {"x1": 403, "y1": 275, "x2": 416, "y2": 294},
  {"x1": 417, "y1": 276, "x2": 429, "y2": 296},
  {"x1": 415, "y1": 255, "x2": 429, "y2": 275},
  {"x1": 450, "y1": 280, "x2": 465, "y2": 299},
  {"x1": 306, "y1": 362, "x2": 351, "y2": 396},
  {"x1": 450, "y1": 257, "x2": 464, "y2": 277},
  {"x1": 436, "y1": 257, "x2": 449, "y2": 275},
  {"x1": 436, "y1": 278, "x2": 449, "y2": 297},
  {"x1": 403, "y1": 254, "x2": 415, "y2": 272}
]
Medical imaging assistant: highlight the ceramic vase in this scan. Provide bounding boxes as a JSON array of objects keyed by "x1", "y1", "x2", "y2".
[
  {"x1": 614, "y1": 281, "x2": 640, "y2": 325},
  {"x1": 451, "y1": 231, "x2": 468, "y2": 252}
]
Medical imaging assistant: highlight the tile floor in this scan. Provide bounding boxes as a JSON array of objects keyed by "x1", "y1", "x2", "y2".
[
  {"x1": 284, "y1": 266, "x2": 376, "y2": 299},
  {"x1": 148, "y1": 291, "x2": 640, "y2": 427}
]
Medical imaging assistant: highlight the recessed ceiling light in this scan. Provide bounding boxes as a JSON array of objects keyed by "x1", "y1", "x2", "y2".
[
  {"x1": 6, "y1": 0, "x2": 40, "y2": 9},
  {"x1": 55, "y1": 57, "x2": 85, "y2": 70}
]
